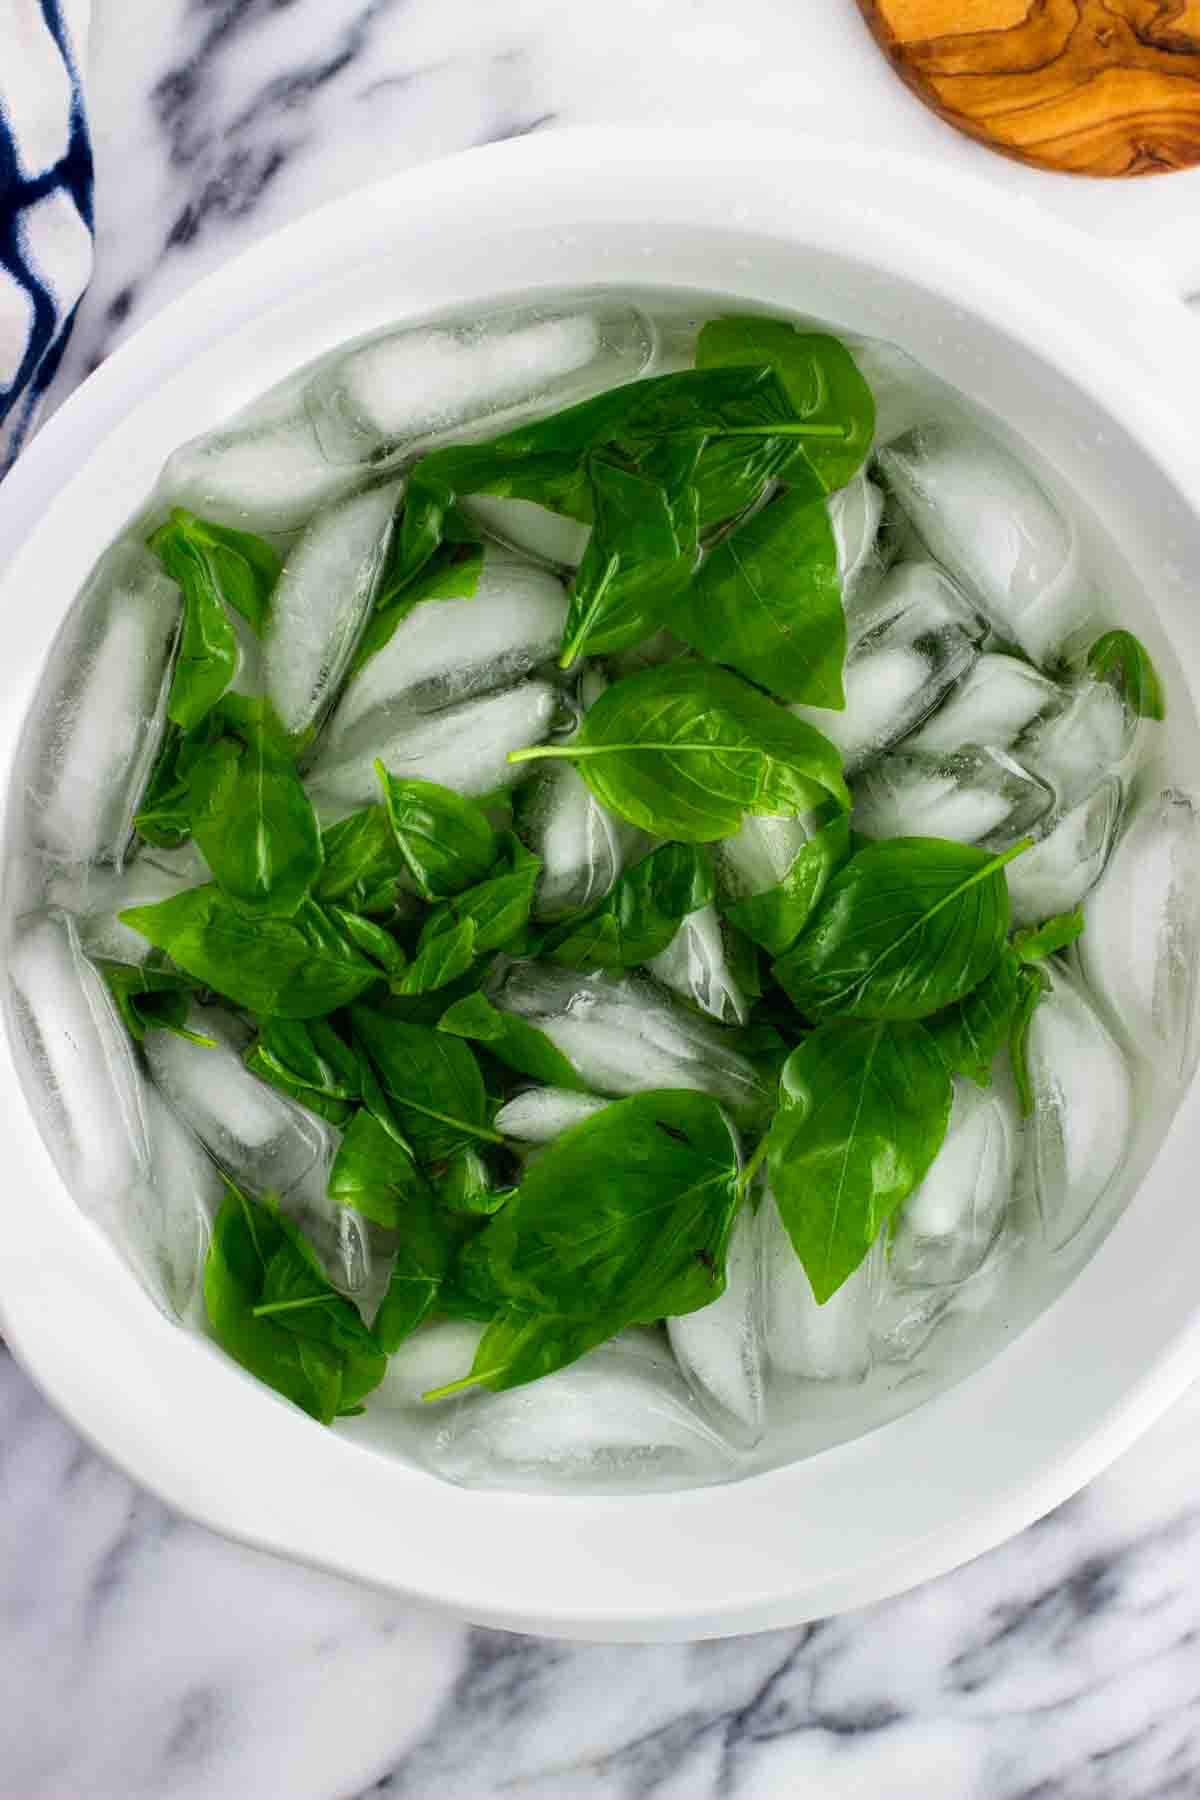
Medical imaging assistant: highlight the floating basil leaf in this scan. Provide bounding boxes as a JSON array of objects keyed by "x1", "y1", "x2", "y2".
[
  {"x1": 328, "y1": 906, "x2": 407, "y2": 978},
  {"x1": 538, "y1": 842, "x2": 713, "y2": 968},
  {"x1": 925, "y1": 948, "x2": 1021, "y2": 1088},
  {"x1": 151, "y1": 510, "x2": 281, "y2": 731},
  {"x1": 774, "y1": 836, "x2": 1030, "y2": 1021},
  {"x1": 1009, "y1": 963, "x2": 1049, "y2": 1118},
  {"x1": 372, "y1": 1190, "x2": 459, "y2": 1354},
  {"x1": 436, "y1": 1147, "x2": 513, "y2": 1217},
  {"x1": 351, "y1": 1008, "x2": 501, "y2": 1159},
  {"x1": 418, "y1": 834, "x2": 541, "y2": 957},
  {"x1": 204, "y1": 1187, "x2": 385, "y2": 1423},
  {"x1": 327, "y1": 1108, "x2": 433, "y2": 1231},
  {"x1": 120, "y1": 887, "x2": 381, "y2": 1019},
  {"x1": 427, "y1": 1307, "x2": 618, "y2": 1400},
  {"x1": 97, "y1": 960, "x2": 204, "y2": 1045},
  {"x1": 349, "y1": 518, "x2": 483, "y2": 677},
  {"x1": 188, "y1": 700, "x2": 323, "y2": 919},
  {"x1": 1087, "y1": 630, "x2": 1164, "y2": 722},
  {"x1": 724, "y1": 814, "x2": 851, "y2": 957},
  {"x1": 668, "y1": 489, "x2": 845, "y2": 707},
  {"x1": 1012, "y1": 909, "x2": 1085, "y2": 963},
  {"x1": 508, "y1": 662, "x2": 849, "y2": 841},
  {"x1": 245, "y1": 1016, "x2": 362, "y2": 1126},
  {"x1": 767, "y1": 1019, "x2": 952, "y2": 1302},
  {"x1": 315, "y1": 805, "x2": 410, "y2": 916},
  {"x1": 391, "y1": 917, "x2": 478, "y2": 995},
  {"x1": 375, "y1": 766, "x2": 497, "y2": 901},
  {"x1": 437, "y1": 991, "x2": 589, "y2": 1090}
]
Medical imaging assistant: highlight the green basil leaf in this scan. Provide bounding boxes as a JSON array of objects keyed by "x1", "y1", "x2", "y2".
[
  {"x1": 458, "y1": 1089, "x2": 740, "y2": 1334},
  {"x1": 204, "y1": 1187, "x2": 386, "y2": 1423},
  {"x1": 349, "y1": 525, "x2": 483, "y2": 677},
  {"x1": 767, "y1": 1019, "x2": 951, "y2": 1301},
  {"x1": 695, "y1": 318, "x2": 875, "y2": 493},
  {"x1": 724, "y1": 814, "x2": 851, "y2": 956},
  {"x1": 1086, "y1": 630, "x2": 1165, "y2": 722},
  {"x1": 1009, "y1": 963, "x2": 1049, "y2": 1118},
  {"x1": 508, "y1": 662, "x2": 849, "y2": 841},
  {"x1": 429, "y1": 1306, "x2": 619, "y2": 1399},
  {"x1": 315, "y1": 805, "x2": 410, "y2": 915},
  {"x1": 774, "y1": 836, "x2": 1030, "y2": 1021},
  {"x1": 436, "y1": 1147, "x2": 513, "y2": 1217},
  {"x1": 372, "y1": 1186, "x2": 459, "y2": 1354},
  {"x1": 391, "y1": 917, "x2": 478, "y2": 995},
  {"x1": 134, "y1": 721, "x2": 217, "y2": 847},
  {"x1": 327, "y1": 906, "x2": 408, "y2": 978},
  {"x1": 375, "y1": 767, "x2": 497, "y2": 901},
  {"x1": 559, "y1": 446, "x2": 700, "y2": 663},
  {"x1": 1012, "y1": 909, "x2": 1085, "y2": 963},
  {"x1": 669, "y1": 489, "x2": 845, "y2": 706},
  {"x1": 120, "y1": 887, "x2": 381, "y2": 1019},
  {"x1": 187, "y1": 720, "x2": 322, "y2": 921},
  {"x1": 689, "y1": 432, "x2": 805, "y2": 533},
  {"x1": 96, "y1": 960, "x2": 204, "y2": 1044},
  {"x1": 925, "y1": 947, "x2": 1022, "y2": 1088},
  {"x1": 418, "y1": 833, "x2": 541, "y2": 957},
  {"x1": 327, "y1": 1108, "x2": 433, "y2": 1231},
  {"x1": 151, "y1": 508, "x2": 280, "y2": 634},
  {"x1": 351, "y1": 1008, "x2": 501, "y2": 1159},
  {"x1": 151, "y1": 511, "x2": 280, "y2": 732},
  {"x1": 538, "y1": 842, "x2": 713, "y2": 968},
  {"x1": 437, "y1": 991, "x2": 590, "y2": 1089},
  {"x1": 245, "y1": 1016, "x2": 362, "y2": 1127}
]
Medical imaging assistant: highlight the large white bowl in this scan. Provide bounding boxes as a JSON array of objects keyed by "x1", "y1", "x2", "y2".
[{"x1": 3, "y1": 128, "x2": 1200, "y2": 1642}]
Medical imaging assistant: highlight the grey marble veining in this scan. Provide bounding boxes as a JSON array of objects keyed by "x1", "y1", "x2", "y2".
[{"x1": 8, "y1": 1, "x2": 1200, "y2": 1795}]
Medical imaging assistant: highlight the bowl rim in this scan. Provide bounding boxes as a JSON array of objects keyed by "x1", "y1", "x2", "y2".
[{"x1": 4, "y1": 124, "x2": 1200, "y2": 1641}]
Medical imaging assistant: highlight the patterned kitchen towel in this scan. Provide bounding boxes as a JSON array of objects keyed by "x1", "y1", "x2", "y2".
[{"x1": 0, "y1": 0, "x2": 93, "y2": 475}]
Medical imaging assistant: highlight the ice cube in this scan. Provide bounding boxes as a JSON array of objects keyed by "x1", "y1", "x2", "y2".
[
  {"x1": 263, "y1": 481, "x2": 400, "y2": 738},
  {"x1": 71, "y1": 845, "x2": 208, "y2": 966},
  {"x1": 460, "y1": 494, "x2": 591, "y2": 570},
  {"x1": 711, "y1": 811, "x2": 818, "y2": 904},
  {"x1": 430, "y1": 1331, "x2": 735, "y2": 1492},
  {"x1": 7, "y1": 911, "x2": 151, "y2": 1229},
  {"x1": 486, "y1": 962, "x2": 770, "y2": 1125},
  {"x1": 143, "y1": 1004, "x2": 327, "y2": 1200},
  {"x1": 877, "y1": 421, "x2": 1093, "y2": 664},
  {"x1": 159, "y1": 410, "x2": 361, "y2": 534},
  {"x1": 828, "y1": 473, "x2": 886, "y2": 618},
  {"x1": 1023, "y1": 961, "x2": 1131, "y2": 1250},
  {"x1": 668, "y1": 1204, "x2": 764, "y2": 1441},
  {"x1": 852, "y1": 745, "x2": 1053, "y2": 848},
  {"x1": 908, "y1": 653, "x2": 1062, "y2": 754},
  {"x1": 647, "y1": 902, "x2": 749, "y2": 1025},
  {"x1": 760, "y1": 1191, "x2": 872, "y2": 1382},
  {"x1": 1079, "y1": 787, "x2": 1200, "y2": 1072},
  {"x1": 303, "y1": 302, "x2": 656, "y2": 463},
  {"x1": 1018, "y1": 678, "x2": 1137, "y2": 811},
  {"x1": 275, "y1": 1140, "x2": 372, "y2": 1296},
  {"x1": 15, "y1": 540, "x2": 180, "y2": 868},
  {"x1": 307, "y1": 679, "x2": 563, "y2": 818},
  {"x1": 138, "y1": 1084, "x2": 223, "y2": 1323},
  {"x1": 851, "y1": 336, "x2": 944, "y2": 446},
  {"x1": 494, "y1": 1086, "x2": 611, "y2": 1144},
  {"x1": 890, "y1": 1080, "x2": 1017, "y2": 1289},
  {"x1": 790, "y1": 562, "x2": 985, "y2": 771},
  {"x1": 318, "y1": 547, "x2": 568, "y2": 759},
  {"x1": 365, "y1": 1320, "x2": 487, "y2": 1413},
  {"x1": 1006, "y1": 778, "x2": 1122, "y2": 928}
]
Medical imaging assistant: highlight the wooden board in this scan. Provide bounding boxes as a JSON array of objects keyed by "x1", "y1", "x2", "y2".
[{"x1": 857, "y1": 0, "x2": 1200, "y2": 176}]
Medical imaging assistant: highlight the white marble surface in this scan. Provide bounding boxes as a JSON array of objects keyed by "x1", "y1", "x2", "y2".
[{"x1": 8, "y1": 2, "x2": 1200, "y2": 1794}]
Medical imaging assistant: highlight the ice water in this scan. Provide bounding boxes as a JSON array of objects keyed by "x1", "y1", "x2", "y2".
[{"x1": 5, "y1": 284, "x2": 1198, "y2": 1497}]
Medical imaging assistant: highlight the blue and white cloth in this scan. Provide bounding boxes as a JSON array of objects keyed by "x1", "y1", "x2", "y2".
[{"x1": 0, "y1": 0, "x2": 93, "y2": 475}]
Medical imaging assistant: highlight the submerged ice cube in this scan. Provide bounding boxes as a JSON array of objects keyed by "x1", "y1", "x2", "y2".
[
  {"x1": 1023, "y1": 961, "x2": 1131, "y2": 1251},
  {"x1": 647, "y1": 902, "x2": 749, "y2": 1025},
  {"x1": 909, "y1": 653, "x2": 1062, "y2": 755},
  {"x1": 486, "y1": 962, "x2": 770, "y2": 1125},
  {"x1": 852, "y1": 746, "x2": 1053, "y2": 849},
  {"x1": 460, "y1": 494, "x2": 591, "y2": 570},
  {"x1": 852, "y1": 335, "x2": 944, "y2": 446},
  {"x1": 760, "y1": 1192, "x2": 872, "y2": 1382},
  {"x1": 668, "y1": 1204, "x2": 764, "y2": 1441},
  {"x1": 828, "y1": 472, "x2": 886, "y2": 619},
  {"x1": 1006, "y1": 778, "x2": 1122, "y2": 928},
  {"x1": 16, "y1": 540, "x2": 180, "y2": 868},
  {"x1": 307, "y1": 678, "x2": 563, "y2": 818},
  {"x1": 1018, "y1": 678, "x2": 1136, "y2": 811},
  {"x1": 712, "y1": 812, "x2": 817, "y2": 904},
  {"x1": 878, "y1": 421, "x2": 1093, "y2": 664},
  {"x1": 890, "y1": 1080, "x2": 1017, "y2": 1289},
  {"x1": 1079, "y1": 788, "x2": 1200, "y2": 1072},
  {"x1": 494, "y1": 1086, "x2": 611, "y2": 1144},
  {"x1": 430, "y1": 1331, "x2": 735, "y2": 1492},
  {"x1": 70, "y1": 842, "x2": 211, "y2": 966},
  {"x1": 263, "y1": 480, "x2": 399, "y2": 738},
  {"x1": 790, "y1": 562, "x2": 985, "y2": 771},
  {"x1": 303, "y1": 301, "x2": 656, "y2": 463},
  {"x1": 159, "y1": 393, "x2": 361, "y2": 534},
  {"x1": 139, "y1": 1084, "x2": 224, "y2": 1323}
]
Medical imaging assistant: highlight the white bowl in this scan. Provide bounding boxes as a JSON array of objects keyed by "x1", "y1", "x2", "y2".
[{"x1": 3, "y1": 128, "x2": 1200, "y2": 1642}]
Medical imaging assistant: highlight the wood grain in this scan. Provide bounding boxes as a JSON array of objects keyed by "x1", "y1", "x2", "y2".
[{"x1": 858, "y1": 0, "x2": 1200, "y2": 176}]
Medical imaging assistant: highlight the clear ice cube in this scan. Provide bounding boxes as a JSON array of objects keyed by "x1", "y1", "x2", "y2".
[
  {"x1": 877, "y1": 421, "x2": 1093, "y2": 664},
  {"x1": 486, "y1": 962, "x2": 770, "y2": 1125},
  {"x1": 494, "y1": 1086, "x2": 611, "y2": 1144},
  {"x1": 159, "y1": 406, "x2": 361, "y2": 534},
  {"x1": 366, "y1": 1320, "x2": 487, "y2": 1414},
  {"x1": 668, "y1": 1204, "x2": 764, "y2": 1441},
  {"x1": 1023, "y1": 961, "x2": 1131, "y2": 1251},
  {"x1": 307, "y1": 678, "x2": 563, "y2": 818},
  {"x1": 430, "y1": 1330, "x2": 735, "y2": 1492},
  {"x1": 760, "y1": 1191, "x2": 872, "y2": 1382},
  {"x1": 15, "y1": 540, "x2": 180, "y2": 868},
  {"x1": 852, "y1": 745, "x2": 1053, "y2": 848},
  {"x1": 851, "y1": 336, "x2": 944, "y2": 446},
  {"x1": 712, "y1": 811, "x2": 818, "y2": 904},
  {"x1": 647, "y1": 902, "x2": 749, "y2": 1025},
  {"x1": 263, "y1": 480, "x2": 400, "y2": 738},
  {"x1": 139, "y1": 1084, "x2": 223, "y2": 1323},
  {"x1": 790, "y1": 562, "x2": 985, "y2": 771},
  {"x1": 303, "y1": 302, "x2": 655, "y2": 463},
  {"x1": 828, "y1": 472, "x2": 886, "y2": 619},
  {"x1": 1079, "y1": 787, "x2": 1200, "y2": 1072},
  {"x1": 460, "y1": 494, "x2": 591, "y2": 570},
  {"x1": 1018, "y1": 677, "x2": 1136, "y2": 811},
  {"x1": 70, "y1": 844, "x2": 208, "y2": 967},
  {"x1": 1006, "y1": 778, "x2": 1122, "y2": 928},
  {"x1": 908, "y1": 653, "x2": 1062, "y2": 755},
  {"x1": 890, "y1": 1079, "x2": 1017, "y2": 1289}
]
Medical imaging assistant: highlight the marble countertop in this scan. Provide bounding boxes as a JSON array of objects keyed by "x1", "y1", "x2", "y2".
[{"x1": 7, "y1": 2, "x2": 1200, "y2": 1794}]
